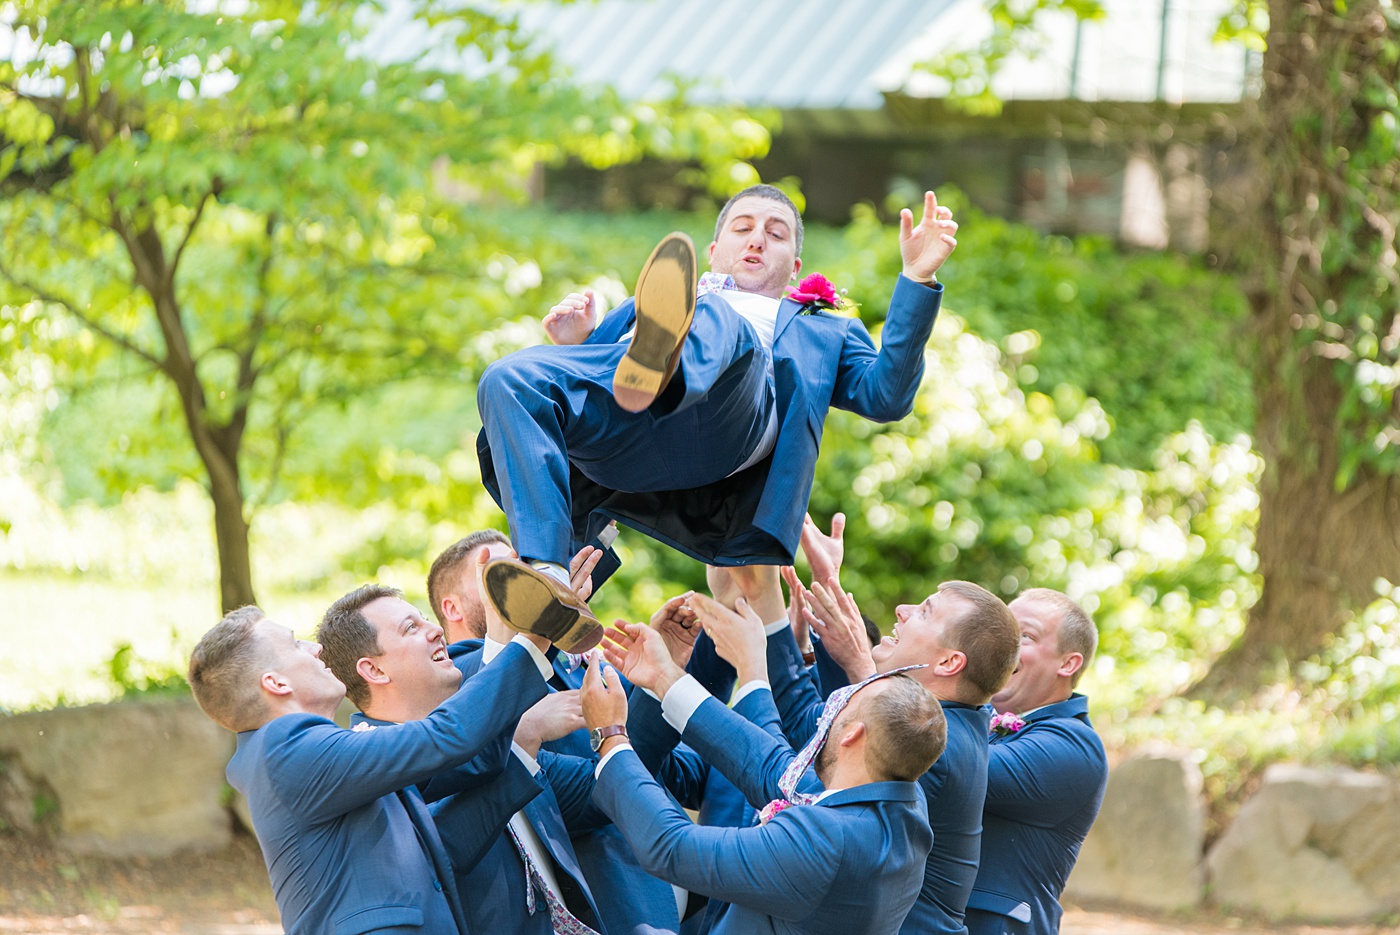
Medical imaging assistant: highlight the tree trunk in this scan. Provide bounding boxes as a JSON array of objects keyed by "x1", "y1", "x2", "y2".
[
  {"x1": 1195, "y1": 0, "x2": 1400, "y2": 698},
  {"x1": 119, "y1": 219, "x2": 259, "y2": 613}
]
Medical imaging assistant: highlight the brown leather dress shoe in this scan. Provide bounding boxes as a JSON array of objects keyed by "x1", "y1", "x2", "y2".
[
  {"x1": 613, "y1": 232, "x2": 697, "y2": 413},
  {"x1": 482, "y1": 558, "x2": 603, "y2": 653}
]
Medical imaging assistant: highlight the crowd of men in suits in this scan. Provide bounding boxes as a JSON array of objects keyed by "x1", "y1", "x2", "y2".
[{"x1": 186, "y1": 185, "x2": 1110, "y2": 935}]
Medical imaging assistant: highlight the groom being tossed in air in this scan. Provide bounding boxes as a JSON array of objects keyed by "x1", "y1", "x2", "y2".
[{"x1": 476, "y1": 186, "x2": 958, "y2": 648}]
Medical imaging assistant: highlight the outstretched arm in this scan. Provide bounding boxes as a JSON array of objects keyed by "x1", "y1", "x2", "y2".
[{"x1": 270, "y1": 640, "x2": 550, "y2": 823}]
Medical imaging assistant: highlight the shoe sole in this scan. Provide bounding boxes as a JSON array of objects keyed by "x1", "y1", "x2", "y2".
[
  {"x1": 614, "y1": 232, "x2": 696, "y2": 413},
  {"x1": 482, "y1": 561, "x2": 603, "y2": 654}
]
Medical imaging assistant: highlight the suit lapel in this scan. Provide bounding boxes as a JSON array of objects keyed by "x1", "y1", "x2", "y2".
[{"x1": 772, "y1": 296, "x2": 803, "y2": 344}]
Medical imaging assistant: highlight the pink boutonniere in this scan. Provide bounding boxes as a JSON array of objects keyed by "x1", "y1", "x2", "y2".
[
  {"x1": 759, "y1": 798, "x2": 793, "y2": 824},
  {"x1": 989, "y1": 712, "x2": 1026, "y2": 738},
  {"x1": 786, "y1": 273, "x2": 855, "y2": 315}
]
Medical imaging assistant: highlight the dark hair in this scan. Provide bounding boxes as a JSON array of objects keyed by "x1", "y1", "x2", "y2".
[
  {"x1": 317, "y1": 585, "x2": 401, "y2": 710},
  {"x1": 714, "y1": 184, "x2": 804, "y2": 255},
  {"x1": 861, "y1": 674, "x2": 947, "y2": 782},
  {"x1": 1021, "y1": 587, "x2": 1098, "y2": 687},
  {"x1": 861, "y1": 613, "x2": 881, "y2": 648},
  {"x1": 187, "y1": 606, "x2": 272, "y2": 733},
  {"x1": 938, "y1": 580, "x2": 1021, "y2": 703},
  {"x1": 426, "y1": 529, "x2": 511, "y2": 629}
]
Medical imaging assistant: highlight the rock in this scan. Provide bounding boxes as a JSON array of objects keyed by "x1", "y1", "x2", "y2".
[
  {"x1": 1064, "y1": 750, "x2": 1205, "y2": 909},
  {"x1": 1206, "y1": 763, "x2": 1400, "y2": 921},
  {"x1": 0, "y1": 696, "x2": 235, "y2": 857}
]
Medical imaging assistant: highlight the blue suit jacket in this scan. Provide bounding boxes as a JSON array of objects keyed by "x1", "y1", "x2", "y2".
[
  {"x1": 453, "y1": 639, "x2": 680, "y2": 935},
  {"x1": 225, "y1": 644, "x2": 546, "y2": 935},
  {"x1": 595, "y1": 744, "x2": 930, "y2": 935},
  {"x1": 965, "y1": 695, "x2": 1108, "y2": 935},
  {"x1": 566, "y1": 275, "x2": 943, "y2": 566},
  {"x1": 765, "y1": 625, "x2": 991, "y2": 935},
  {"x1": 435, "y1": 752, "x2": 607, "y2": 935}
]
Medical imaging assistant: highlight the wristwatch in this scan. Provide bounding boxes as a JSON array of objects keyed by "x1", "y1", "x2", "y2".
[{"x1": 589, "y1": 724, "x2": 628, "y2": 753}]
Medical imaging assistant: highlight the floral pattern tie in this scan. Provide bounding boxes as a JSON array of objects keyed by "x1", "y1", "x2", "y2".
[
  {"x1": 697, "y1": 271, "x2": 737, "y2": 296},
  {"x1": 772, "y1": 664, "x2": 929, "y2": 809},
  {"x1": 505, "y1": 824, "x2": 602, "y2": 935}
]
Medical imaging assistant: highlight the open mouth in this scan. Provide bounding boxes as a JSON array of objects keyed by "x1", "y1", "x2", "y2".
[{"x1": 431, "y1": 648, "x2": 448, "y2": 663}]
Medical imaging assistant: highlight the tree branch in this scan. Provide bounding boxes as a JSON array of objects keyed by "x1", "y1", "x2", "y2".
[
  {"x1": 166, "y1": 188, "x2": 216, "y2": 292},
  {"x1": 0, "y1": 258, "x2": 166, "y2": 371}
]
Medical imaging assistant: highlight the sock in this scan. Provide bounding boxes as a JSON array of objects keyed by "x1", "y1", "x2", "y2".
[{"x1": 530, "y1": 560, "x2": 571, "y2": 588}]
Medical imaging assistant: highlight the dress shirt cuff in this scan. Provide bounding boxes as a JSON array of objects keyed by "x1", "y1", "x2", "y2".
[
  {"x1": 481, "y1": 635, "x2": 508, "y2": 665},
  {"x1": 509, "y1": 634, "x2": 555, "y2": 681},
  {"x1": 511, "y1": 742, "x2": 542, "y2": 776},
  {"x1": 659, "y1": 673, "x2": 711, "y2": 733},
  {"x1": 594, "y1": 741, "x2": 634, "y2": 778},
  {"x1": 730, "y1": 680, "x2": 772, "y2": 707},
  {"x1": 764, "y1": 618, "x2": 790, "y2": 637}
]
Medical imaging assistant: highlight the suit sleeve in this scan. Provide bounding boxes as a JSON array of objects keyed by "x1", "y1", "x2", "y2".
[
  {"x1": 595, "y1": 749, "x2": 840, "y2": 920},
  {"x1": 767, "y1": 625, "x2": 826, "y2": 748},
  {"x1": 537, "y1": 749, "x2": 611, "y2": 833},
  {"x1": 830, "y1": 276, "x2": 941, "y2": 422},
  {"x1": 812, "y1": 640, "x2": 851, "y2": 699},
  {"x1": 984, "y1": 721, "x2": 1106, "y2": 825},
  {"x1": 417, "y1": 727, "x2": 514, "y2": 803},
  {"x1": 686, "y1": 630, "x2": 738, "y2": 701},
  {"x1": 626, "y1": 689, "x2": 711, "y2": 809},
  {"x1": 269, "y1": 644, "x2": 548, "y2": 823},
  {"x1": 429, "y1": 754, "x2": 542, "y2": 872},
  {"x1": 582, "y1": 298, "x2": 636, "y2": 345},
  {"x1": 681, "y1": 694, "x2": 821, "y2": 810}
]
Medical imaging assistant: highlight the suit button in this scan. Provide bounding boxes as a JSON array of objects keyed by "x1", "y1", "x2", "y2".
[{"x1": 434, "y1": 880, "x2": 443, "y2": 892}]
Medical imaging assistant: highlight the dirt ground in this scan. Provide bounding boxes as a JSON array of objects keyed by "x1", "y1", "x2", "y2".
[{"x1": 0, "y1": 829, "x2": 1395, "y2": 935}]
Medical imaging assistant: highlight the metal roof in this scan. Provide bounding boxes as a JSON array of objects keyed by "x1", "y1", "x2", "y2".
[
  {"x1": 509, "y1": 0, "x2": 959, "y2": 109},
  {"x1": 362, "y1": 0, "x2": 1250, "y2": 110}
]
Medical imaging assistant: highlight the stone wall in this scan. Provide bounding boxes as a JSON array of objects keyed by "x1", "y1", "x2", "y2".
[
  {"x1": 1065, "y1": 754, "x2": 1400, "y2": 922},
  {"x1": 0, "y1": 696, "x2": 234, "y2": 857}
]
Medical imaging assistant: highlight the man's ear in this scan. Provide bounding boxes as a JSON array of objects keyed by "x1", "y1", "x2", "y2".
[
  {"x1": 708, "y1": 241, "x2": 717, "y2": 264},
  {"x1": 792, "y1": 256, "x2": 802, "y2": 277},
  {"x1": 260, "y1": 671, "x2": 292, "y2": 697},
  {"x1": 1057, "y1": 652, "x2": 1085, "y2": 680},
  {"x1": 357, "y1": 657, "x2": 389, "y2": 686},
  {"x1": 440, "y1": 595, "x2": 464, "y2": 626},
  {"x1": 937, "y1": 649, "x2": 967, "y2": 679},
  {"x1": 835, "y1": 719, "x2": 867, "y2": 749}
]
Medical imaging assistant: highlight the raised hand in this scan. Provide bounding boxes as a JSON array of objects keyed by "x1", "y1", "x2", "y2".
[
  {"x1": 899, "y1": 191, "x2": 959, "y2": 284},
  {"x1": 569, "y1": 543, "x2": 604, "y2": 602},
  {"x1": 780, "y1": 566, "x2": 813, "y2": 654},
  {"x1": 690, "y1": 592, "x2": 768, "y2": 685},
  {"x1": 543, "y1": 290, "x2": 598, "y2": 346},
  {"x1": 514, "y1": 690, "x2": 585, "y2": 756},
  {"x1": 650, "y1": 592, "x2": 700, "y2": 668},
  {"x1": 580, "y1": 650, "x2": 628, "y2": 733},
  {"x1": 601, "y1": 621, "x2": 686, "y2": 698},
  {"x1": 800, "y1": 512, "x2": 846, "y2": 585},
  {"x1": 806, "y1": 577, "x2": 877, "y2": 681}
]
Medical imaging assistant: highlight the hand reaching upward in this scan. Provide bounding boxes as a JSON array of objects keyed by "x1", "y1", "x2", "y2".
[
  {"x1": 899, "y1": 191, "x2": 959, "y2": 285},
  {"x1": 543, "y1": 290, "x2": 598, "y2": 346}
]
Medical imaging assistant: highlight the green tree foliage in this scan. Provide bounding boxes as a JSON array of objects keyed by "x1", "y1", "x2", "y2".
[
  {"x1": 0, "y1": 0, "x2": 769, "y2": 610},
  {"x1": 1198, "y1": 0, "x2": 1400, "y2": 693}
]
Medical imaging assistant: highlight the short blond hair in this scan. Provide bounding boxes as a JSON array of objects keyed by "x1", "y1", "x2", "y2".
[
  {"x1": 187, "y1": 606, "x2": 272, "y2": 732},
  {"x1": 861, "y1": 675, "x2": 947, "y2": 782}
]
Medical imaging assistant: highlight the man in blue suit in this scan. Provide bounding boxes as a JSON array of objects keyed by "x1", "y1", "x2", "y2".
[
  {"x1": 316, "y1": 583, "x2": 609, "y2": 935},
  {"x1": 186, "y1": 602, "x2": 554, "y2": 935},
  {"x1": 475, "y1": 186, "x2": 958, "y2": 611},
  {"x1": 964, "y1": 589, "x2": 1108, "y2": 935},
  {"x1": 428, "y1": 532, "x2": 686, "y2": 935},
  {"x1": 581, "y1": 634, "x2": 944, "y2": 935}
]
